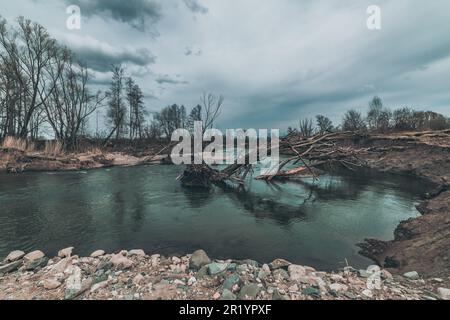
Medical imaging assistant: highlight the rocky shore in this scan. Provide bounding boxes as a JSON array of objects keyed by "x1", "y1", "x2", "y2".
[{"x1": 1, "y1": 248, "x2": 449, "y2": 300}]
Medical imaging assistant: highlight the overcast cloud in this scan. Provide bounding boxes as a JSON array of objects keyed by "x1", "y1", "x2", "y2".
[{"x1": 3, "y1": 0, "x2": 450, "y2": 130}]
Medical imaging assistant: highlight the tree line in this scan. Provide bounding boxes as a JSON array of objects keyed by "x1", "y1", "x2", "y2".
[{"x1": 291, "y1": 96, "x2": 450, "y2": 138}]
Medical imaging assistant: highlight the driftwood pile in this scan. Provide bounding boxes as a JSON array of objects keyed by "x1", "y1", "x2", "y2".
[{"x1": 177, "y1": 131, "x2": 369, "y2": 188}]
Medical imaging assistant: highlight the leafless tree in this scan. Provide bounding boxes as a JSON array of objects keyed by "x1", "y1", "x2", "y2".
[{"x1": 200, "y1": 93, "x2": 223, "y2": 133}]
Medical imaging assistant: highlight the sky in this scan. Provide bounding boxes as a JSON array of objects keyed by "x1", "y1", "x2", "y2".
[{"x1": 1, "y1": 0, "x2": 450, "y2": 131}]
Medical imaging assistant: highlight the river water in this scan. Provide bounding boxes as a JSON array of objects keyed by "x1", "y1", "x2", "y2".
[{"x1": 0, "y1": 165, "x2": 430, "y2": 270}]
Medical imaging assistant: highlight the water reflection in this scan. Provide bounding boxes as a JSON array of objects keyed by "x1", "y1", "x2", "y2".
[{"x1": 0, "y1": 166, "x2": 431, "y2": 270}]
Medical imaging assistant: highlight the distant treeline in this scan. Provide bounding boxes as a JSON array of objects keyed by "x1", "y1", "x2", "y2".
[{"x1": 289, "y1": 96, "x2": 450, "y2": 137}]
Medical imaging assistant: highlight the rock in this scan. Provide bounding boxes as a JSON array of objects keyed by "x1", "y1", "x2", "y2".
[
  {"x1": 362, "y1": 289, "x2": 373, "y2": 298},
  {"x1": 381, "y1": 270, "x2": 393, "y2": 280},
  {"x1": 110, "y1": 254, "x2": 134, "y2": 270},
  {"x1": 222, "y1": 273, "x2": 241, "y2": 291},
  {"x1": 302, "y1": 287, "x2": 321, "y2": 298},
  {"x1": 273, "y1": 269, "x2": 289, "y2": 281},
  {"x1": 44, "y1": 278, "x2": 62, "y2": 290},
  {"x1": 26, "y1": 257, "x2": 49, "y2": 271},
  {"x1": 65, "y1": 266, "x2": 82, "y2": 300},
  {"x1": 5, "y1": 250, "x2": 25, "y2": 262},
  {"x1": 262, "y1": 264, "x2": 271, "y2": 274},
  {"x1": 133, "y1": 274, "x2": 145, "y2": 286},
  {"x1": 172, "y1": 256, "x2": 182, "y2": 264},
  {"x1": 187, "y1": 277, "x2": 197, "y2": 286},
  {"x1": 242, "y1": 259, "x2": 259, "y2": 268},
  {"x1": 358, "y1": 269, "x2": 371, "y2": 278},
  {"x1": 189, "y1": 250, "x2": 211, "y2": 270},
  {"x1": 91, "y1": 280, "x2": 109, "y2": 293},
  {"x1": 0, "y1": 260, "x2": 22, "y2": 274},
  {"x1": 257, "y1": 270, "x2": 269, "y2": 280},
  {"x1": 288, "y1": 284, "x2": 299, "y2": 292},
  {"x1": 90, "y1": 250, "x2": 106, "y2": 258},
  {"x1": 272, "y1": 289, "x2": 289, "y2": 300},
  {"x1": 437, "y1": 288, "x2": 450, "y2": 300},
  {"x1": 128, "y1": 249, "x2": 146, "y2": 257},
  {"x1": 221, "y1": 289, "x2": 237, "y2": 300},
  {"x1": 197, "y1": 265, "x2": 209, "y2": 279},
  {"x1": 288, "y1": 265, "x2": 307, "y2": 281},
  {"x1": 23, "y1": 250, "x2": 45, "y2": 264},
  {"x1": 238, "y1": 284, "x2": 261, "y2": 300},
  {"x1": 51, "y1": 258, "x2": 71, "y2": 274},
  {"x1": 58, "y1": 247, "x2": 74, "y2": 258},
  {"x1": 212, "y1": 292, "x2": 221, "y2": 300},
  {"x1": 207, "y1": 262, "x2": 228, "y2": 275},
  {"x1": 403, "y1": 271, "x2": 420, "y2": 280},
  {"x1": 150, "y1": 254, "x2": 160, "y2": 267},
  {"x1": 269, "y1": 259, "x2": 291, "y2": 270},
  {"x1": 329, "y1": 283, "x2": 348, "y2": 293}
]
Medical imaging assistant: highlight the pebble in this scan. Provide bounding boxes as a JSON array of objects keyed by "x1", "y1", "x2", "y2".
[
  {"x1": 110, "y1": 254, "x2": 134, "y2": 270},
  {"x1": 43, "y1": 278, "x2": 62, "y2": 290},
  {"x1": 403, "y1": 271, "x2": 420, "y2": 280},
  {"x1": 128, "y1": 250, "x2": 146, "y2": 257}
]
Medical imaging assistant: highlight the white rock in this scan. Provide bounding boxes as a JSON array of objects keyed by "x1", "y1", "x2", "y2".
[
  {"x1": 362, "y1": 289, "x2": 373, "y2": 298},
  {"x1": 133, "y1": 274, "x2": 145, "y2": 286},
  {"x1": 150, "y1": 254, "x2": 160, "y2": 267},
  {"x1": 437, "y1": 288, "x2": 450, "y2": 300},
  {"x1": 58, "y1": 247, "x2": 74, "y2": 258},
  {"x1": 187, "y1": 277, "x2": 197, "y2": 286},
  {"x1": 66, "y1": 266, "x2": 82, "y2": 292},
  {"x1": 129, "y1": 249, "x2": 146, "y2": 257},
  {"x1": 23, "y1": 250, "x2": 45, "y2": 264},
  {"x1": 172, "y1": 256, "x2": 182, "y2": 264},
  {"x1": 91, "y1": 280, "x2": 109, "y2": 293},
  {"x1": 110, "y1": 254, "x2": 134, "y2": 269},
  {"x1": 288, "y1": 265, "x2": 307, "y2": 281},
  {"x1": 329, "y1": 283, "x2": 348, "y2": 292},
  {"x1": 5, "y1": 250, "x2": 26, "y2": 262},
  {"x1": 43, "y1": 278, "x2": 62, "y2": 290},
  {"x1": 90, "y1": 250, "x2": 106, "y2": 258}
]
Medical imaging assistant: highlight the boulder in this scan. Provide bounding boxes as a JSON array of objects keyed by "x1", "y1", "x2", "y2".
[
  {"x1": 269, "y1": 259, "x2": 291, "y2": 270},
  {"x1": 222, "y1": 273, "x2": 241, "y2": 291},
  {"x1": 207, "y1": 262, "x2": 228, "y2": 275},
  {"x1": 110, "y1": 254, "x2": 134, "y2": 270},
  {"x1": 129, "y1": 249, "x2": 146, "y2": 257},
  {"x1": 190, "y1": 250, "x2": 211, "y2": 270},
  {"x1": 273, "y1": 269, "x2": 289, "y2": 281},
  {"x1": 0, "y1": 260, "x2": 22, "y2": 275},
  {"x1": 58, "y1": 247, "x2": 74, "y2": 258},
  {"x1": 90, "y1": 250, "x2": 106, "y2": 258},
  {"x1": 23, "y1": 250, "x2": 45, "y2": 264},
  {"x1": 4, "y1": 250, "x2": 25, "y2": 262},
  {"x1": 437, "y1": 288, "x2": 450, "y2": 300},
  {"x1": 44, "y1": 278, "x2": 62, "y2": 290},
  {"x1": 221, "y1": 289, "x2": 237, "y2": 300},
  {"x1": 65, "y1": 266, "x2": 82, "y2": 300},
  {"x1": 288, "y1": 265, "x2": 307, "y2": 281},
  {"x1": 238, "y1": 284, "x2": 261, "y2": 300},
  {"x1": 26, "y1": 257, "x2": 49, "y2": 271}
]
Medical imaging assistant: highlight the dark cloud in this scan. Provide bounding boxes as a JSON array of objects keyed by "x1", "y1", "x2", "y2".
[
  {"x1": 155, "y1": 74, "x2": 189, "y2": 85},
  {"x1": 184, "y1": 46, "x2": 202, "y2": 56},
  {"x1": 183, "y1": 0, "x2": 208, "y2": 14},
  {"x1": 60, "y1": 34, "x2": 156, "y2": 72},
  {"x1": 65, "y1": 0, "x2": 161, "y2": 31}
]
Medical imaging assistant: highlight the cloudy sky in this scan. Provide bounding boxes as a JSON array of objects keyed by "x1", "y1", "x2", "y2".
[{"x1": 2, "y1": 0, "x2": 450, "y2": 130}]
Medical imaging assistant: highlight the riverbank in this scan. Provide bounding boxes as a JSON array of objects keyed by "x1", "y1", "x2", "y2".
[
  {"x1": 0, "y1": 249, "x2": 448, "y2": 300},
  {"x1": 351, "y1": 131, "x2": 450, "y2": 278}
]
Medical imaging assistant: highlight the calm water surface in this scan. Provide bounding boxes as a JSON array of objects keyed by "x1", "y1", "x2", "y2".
[{"x1": 0, "y1": 165, "x2": 430, "y2": 270}]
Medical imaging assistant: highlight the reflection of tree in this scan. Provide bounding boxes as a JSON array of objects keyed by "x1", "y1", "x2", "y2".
[{"x1": 181, "y1": 187, "x2": 215, "y2": 208}]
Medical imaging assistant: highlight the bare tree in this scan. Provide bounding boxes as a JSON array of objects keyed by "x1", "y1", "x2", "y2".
[
  {"x1": 106, "y1": 65, "x2": 127, "y2": 140},
  {"x1": 342, "y1": 109, "x2": 367, "y2": 132},
  {"x1": 42, "y1": 50, "x2": 104, "y2": 150},
  {"x1": 200, "y1": 93, "x2": 223, "y2": 132},
  {"x1": 299, "y1": 118, "x2": 315, "y2": 138},
  {"x1": 126, "y1": 77, "x2": 147, "y2": 140},
  {"x1": 0, "y1": 17, "x2": 62, "y2": 138},
  {"x1": 316, "y1": 115, "x2": 334, "y2": 135},
  {"x1": 154, "y1": 104, "x2": 187, "y2": 139}
]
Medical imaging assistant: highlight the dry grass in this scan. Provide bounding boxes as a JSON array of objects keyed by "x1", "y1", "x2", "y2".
[
  {"x1": 1, "y1": 136, "x2": 35, "y2": 152},
  {"x1": 44, "y1": 140, "x2": 63, "y2": 157}
]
